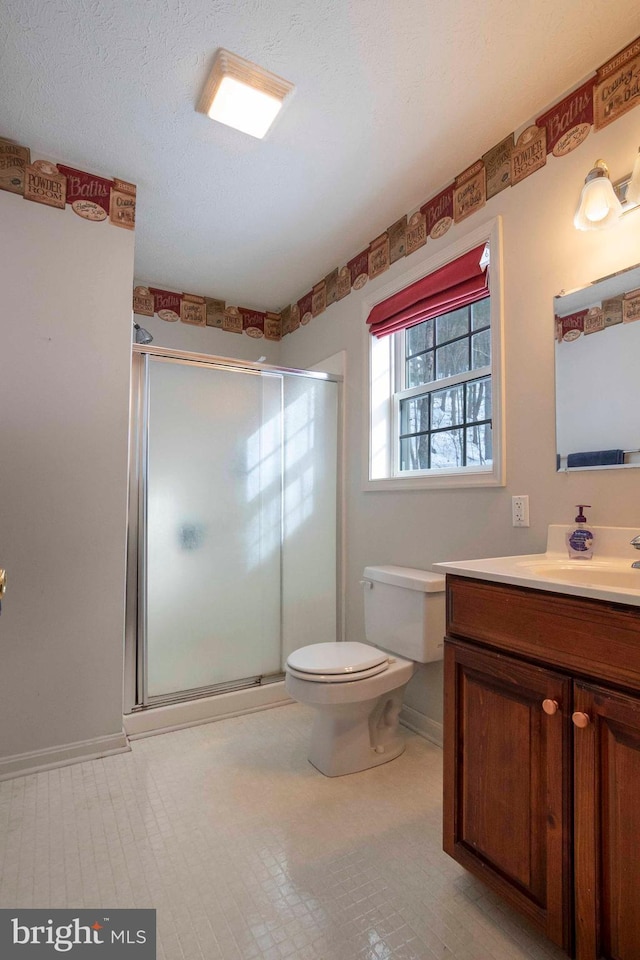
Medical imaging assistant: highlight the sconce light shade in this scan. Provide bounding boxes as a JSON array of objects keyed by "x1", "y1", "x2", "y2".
[
  {"x1": 625, "y1": 148, "x2": 640, "y2": 205},
  {"x1": 574, "y1": 159, "x2": 623, "y2": 230},
  {"x1": 197, "y1": 49, "x2": 294, "y2": 139}
]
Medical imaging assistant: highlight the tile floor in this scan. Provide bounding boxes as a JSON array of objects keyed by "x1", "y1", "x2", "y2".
[{"x1": 0, "y1": 703, "x2": 567, "y2": 960}]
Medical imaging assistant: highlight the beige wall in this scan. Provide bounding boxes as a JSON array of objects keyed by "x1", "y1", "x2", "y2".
[
  {"x1": 279, "y1": 107, "x2": 640, "y2": 736},
  {"x1": 0, "y1": 191, "x2": 134, "y2": 772}
]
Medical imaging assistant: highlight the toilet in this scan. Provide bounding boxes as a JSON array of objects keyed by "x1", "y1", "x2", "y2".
[{"x1": 285, "y1": 565, "x2": 446, "y2": 777}]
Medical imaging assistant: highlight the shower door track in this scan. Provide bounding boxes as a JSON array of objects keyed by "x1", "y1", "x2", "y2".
[
  {"x1": 125, "y1": 345, "x2": 343, "y2": 715},
  {"x1": 129, "y1": 672, "x2": 286, "y2": 712}
]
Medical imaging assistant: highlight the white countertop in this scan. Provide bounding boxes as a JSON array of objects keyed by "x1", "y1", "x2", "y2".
[{"x1": 433, "y1": 525, "x2": 640, "y2": 608}]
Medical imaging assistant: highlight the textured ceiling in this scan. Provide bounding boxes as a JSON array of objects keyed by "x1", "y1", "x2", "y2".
[{"x1": 2, "y1": 0, "x2": 640, "y2": 310}]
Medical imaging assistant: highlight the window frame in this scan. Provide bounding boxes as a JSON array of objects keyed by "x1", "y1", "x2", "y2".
[{"x1": 363, "y1": 217, "x2": 505, "y2": 491}]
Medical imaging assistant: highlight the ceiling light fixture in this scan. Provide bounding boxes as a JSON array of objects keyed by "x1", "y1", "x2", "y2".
[
  {"x1": 574, "y1": 159, "x2": 623, "y2": 230},
  {"x1": 197, "y1": 49, "x2": 294, "y2": 139}
]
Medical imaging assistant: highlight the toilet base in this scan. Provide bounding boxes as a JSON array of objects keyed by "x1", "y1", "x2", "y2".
[
  {"x1": 309, "y1": 737, "x2": 406, "y2": 777},
  {"x1": 307, "y1": 688, "x2": 408, "y2": 777}
]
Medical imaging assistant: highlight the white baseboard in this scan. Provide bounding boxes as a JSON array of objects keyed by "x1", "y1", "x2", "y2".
[
  {"x1": 0, "y1": 730, "x2": 130, "y2": 782},
  {"x1": 0, "y1": 691, "x2": 427, "y2": 780},
  {"x1": 400, "y1": 704, "x2": 443, "y2": 748},
  {"x1": 124, "y1": 681, "x2": 294, "y2": 740}
]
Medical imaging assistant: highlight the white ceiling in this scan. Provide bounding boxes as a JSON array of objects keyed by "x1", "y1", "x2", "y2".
[{"x1": 2, "y1": 0, "x2": 640, "y2": 310}]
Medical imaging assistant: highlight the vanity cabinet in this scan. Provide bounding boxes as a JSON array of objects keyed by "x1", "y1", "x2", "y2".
[{"x1": 443, "y1": 575, "x2": 640, "y2": 960}]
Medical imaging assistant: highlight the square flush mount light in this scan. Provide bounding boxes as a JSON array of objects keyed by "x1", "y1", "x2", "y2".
[{"x1": 197, "y1": 49, "x2": 294, "y2": 139}]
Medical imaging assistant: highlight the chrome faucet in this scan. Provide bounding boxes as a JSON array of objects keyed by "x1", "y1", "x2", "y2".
[{"x1": 632, "y1": 536, "x2": 640, "y2": 568}]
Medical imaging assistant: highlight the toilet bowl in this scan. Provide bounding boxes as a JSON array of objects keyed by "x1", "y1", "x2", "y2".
[{"x1": 285, "y1": 566, "x2": 445, "y2": 777}]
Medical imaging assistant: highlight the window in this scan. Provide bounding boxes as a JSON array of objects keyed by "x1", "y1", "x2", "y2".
[
  {"x1": 398, "y1": 297, "x2": 492, "y2": 471},
  {"x1": 366, "y1": 219, "x2": 504, "y2": 490}
]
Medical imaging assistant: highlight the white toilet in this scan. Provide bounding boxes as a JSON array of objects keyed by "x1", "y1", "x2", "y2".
[{"x1": 285, "y1": 565, "x2": 445, "y2": 777}]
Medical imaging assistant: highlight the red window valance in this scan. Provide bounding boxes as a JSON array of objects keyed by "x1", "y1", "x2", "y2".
[{"x1": 366, "y1": 243, "x2": 489, "y2": 338}]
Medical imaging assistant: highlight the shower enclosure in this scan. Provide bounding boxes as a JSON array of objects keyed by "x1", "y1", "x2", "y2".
[{"x1": 125, "y1": 347, "x2": 341, "y2": 711}]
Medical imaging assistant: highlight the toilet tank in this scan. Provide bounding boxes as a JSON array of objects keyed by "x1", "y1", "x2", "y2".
[{"x1": 363, "y1": 565, "x2": 445, "y2": 663}]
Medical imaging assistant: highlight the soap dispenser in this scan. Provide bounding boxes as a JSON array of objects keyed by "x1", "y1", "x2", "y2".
[{"x1": 567, "y1": 505, "x2": 594, "y2": 559}]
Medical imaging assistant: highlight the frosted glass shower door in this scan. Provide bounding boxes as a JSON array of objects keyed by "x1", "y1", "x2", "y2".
[
  {"x1": 281, "y1": 374, "x2": 338, "y2": 661},
  {"x1": 144, "y1": 358, "x2": 283, "y2": 700}
]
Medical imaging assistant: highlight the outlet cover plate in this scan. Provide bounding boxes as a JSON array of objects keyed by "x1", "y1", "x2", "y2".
[{"x1": 512, "y1": 495, "x2": 530, "y2": 527}]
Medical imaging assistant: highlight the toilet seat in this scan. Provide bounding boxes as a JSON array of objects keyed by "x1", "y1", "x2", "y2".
[{"x1": 286, "y1": 642, "x2": 389, "y2": 683}]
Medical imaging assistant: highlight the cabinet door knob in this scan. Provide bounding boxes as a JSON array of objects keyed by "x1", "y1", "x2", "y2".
[
  {"x1": 572, "y1": 711, "x2": 591, "y2": 728},
  {"x1": 542, "y1": 699, "x2": 559, "y2": 715}
]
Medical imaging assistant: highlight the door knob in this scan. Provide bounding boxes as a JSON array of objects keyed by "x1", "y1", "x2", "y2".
[
  {"x1": 572, "y1": 711, "x2": 591, "y2": 728},
  {"x1": 542, "y1": 699, "x2": 559, "y2": 715},
  {"x1": 0, "y1": 569, "x2": 5, "y2": 597}
]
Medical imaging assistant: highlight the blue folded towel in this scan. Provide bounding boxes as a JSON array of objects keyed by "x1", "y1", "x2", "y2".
[{"x1": 567, "y1": 449, "x2": 624, "y2": 467}]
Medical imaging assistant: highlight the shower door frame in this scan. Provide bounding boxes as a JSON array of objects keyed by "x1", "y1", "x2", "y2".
[{"x1": 125, "y1": 344, "x2": 343, "y2": 714}]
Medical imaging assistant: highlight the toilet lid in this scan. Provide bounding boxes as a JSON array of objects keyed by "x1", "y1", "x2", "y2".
[{"x1": 286, "y1": 642, "x2": 388, "y2": 681}]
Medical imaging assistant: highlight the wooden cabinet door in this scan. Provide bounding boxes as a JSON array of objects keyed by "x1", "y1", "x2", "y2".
[
  {"x1": 444, "y1": 639, "x2": 572, "y2": 951},
  {"x1": 573, "y1": 682, "x2": 640, "y2": 960}
]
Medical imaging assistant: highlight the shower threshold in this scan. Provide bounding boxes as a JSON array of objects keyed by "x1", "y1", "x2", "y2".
[{"x1": 124, "y1": 675, "x2": 291, "y2": 740}]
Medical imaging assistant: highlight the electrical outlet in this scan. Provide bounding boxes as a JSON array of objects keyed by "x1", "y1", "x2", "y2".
[{"x1": 512, "y1": 495, "x2": 530, "y2": 527}]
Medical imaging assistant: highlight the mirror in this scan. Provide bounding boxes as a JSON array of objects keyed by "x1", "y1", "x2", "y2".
[{"x1": 554, "y1": 262, "x2": 640, "y2": 471}]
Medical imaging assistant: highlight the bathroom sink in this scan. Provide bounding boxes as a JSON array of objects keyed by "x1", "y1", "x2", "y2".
[{"x1": 518, "y1": 561, "x2": 640, "y2": 591}]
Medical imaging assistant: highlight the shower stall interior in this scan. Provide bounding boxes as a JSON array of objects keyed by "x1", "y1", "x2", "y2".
[{"x1": 125, "y1": 347, "x2": 341, "y2": 712}]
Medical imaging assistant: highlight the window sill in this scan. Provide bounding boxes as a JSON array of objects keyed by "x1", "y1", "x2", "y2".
[{"x1": 363, "y1": 466, "x2": 504, "y2": 491}]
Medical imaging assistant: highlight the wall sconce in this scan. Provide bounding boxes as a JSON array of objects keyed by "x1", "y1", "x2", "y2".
[
  {"x1": 196, "y1": 49, "x2": 294, "y2": 139},
  {"x1": 574, "y1": 151, "x2": 640, "y2": 230},
  {"x1": 574, "y1": 160, "x2": 623, "y2": 230},
  {"x1": 626, "y1": 147, "x2": 640, "y2": 205}
]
